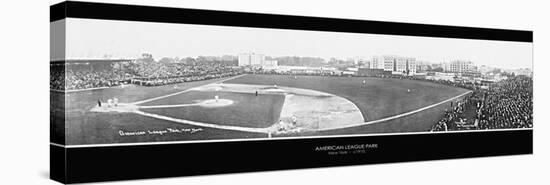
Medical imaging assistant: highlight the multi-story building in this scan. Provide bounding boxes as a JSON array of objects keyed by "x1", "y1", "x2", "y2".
[
  {"x1": 238, "y1": 53, "x2": 265, "y2": 66},
  {"x1": 383, "y1": 56, "x2": 395, "y2": 71},
  {"x1": 394, "y1": 57, "x2": 409, "y2": 73},
  {"x1": 371, "y1": 55, "x2": 416, "y2": 75},
  {"x1": 262, "y1": 60, "x2": 278, "y2": 67},
  {"x1": 238, "y1": 54, "x2": 250, "y2": 66},
  {"x1": 370, "y1": 56, "x2": 384, "y2": 70},
  {"x1": 448, "y1": 60, "x2": 475, "y2": 73},
  {"x1": 406, "y1": 58, "x2": 416, "y2": 74}
]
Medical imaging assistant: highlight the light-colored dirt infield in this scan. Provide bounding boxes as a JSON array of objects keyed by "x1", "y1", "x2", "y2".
[{"x1": 193, "y1": 83, "x2": 365, "y2": 132}]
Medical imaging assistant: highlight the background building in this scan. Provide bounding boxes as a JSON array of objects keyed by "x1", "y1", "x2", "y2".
[
  {"x1": 238, "y1": 53, "x2": 265, "y2": 66},
  {"x1": 447, "y1": 60, "x2": 476, "y2": 73},
  {"x1": 371, "y1": 55, "x2": 416, "y2": 75},
  {"x1": 262, "y1": 60, "x2": 278, "y2": 67},
  {"x1": 370, "y1": 56, "x2": 384, "y2": 70}
]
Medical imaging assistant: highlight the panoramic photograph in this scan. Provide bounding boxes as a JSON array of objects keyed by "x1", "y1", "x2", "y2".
[{"x1": 50, "y1": 18, "x2": 533, "y2": 146}]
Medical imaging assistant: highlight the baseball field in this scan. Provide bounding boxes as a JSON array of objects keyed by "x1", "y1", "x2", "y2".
[{"x1": 52, "y1": 74, "x2": 471, "y2": 145}]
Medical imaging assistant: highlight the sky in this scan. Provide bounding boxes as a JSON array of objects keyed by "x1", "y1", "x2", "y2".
[{"x1": 64, "y1": 18, "x2": 532, "y2": 70}]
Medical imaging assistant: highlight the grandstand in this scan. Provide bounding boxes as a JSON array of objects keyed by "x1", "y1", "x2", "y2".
[{"x1": 50, "y1": 59, "x2": 243, "y2": 91}]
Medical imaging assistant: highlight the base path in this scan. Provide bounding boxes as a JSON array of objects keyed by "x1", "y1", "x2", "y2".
[{"x1": 139, "y1": 99, "x2": 234, "y2": 109}]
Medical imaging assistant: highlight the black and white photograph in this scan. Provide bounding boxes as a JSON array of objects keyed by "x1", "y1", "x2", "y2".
[
  {"x1": 50, "y1": 17, "x2": 532, "y2": 146},
  {"x1": 3, "y1": 0, "x2": 550, "y2": 184}
]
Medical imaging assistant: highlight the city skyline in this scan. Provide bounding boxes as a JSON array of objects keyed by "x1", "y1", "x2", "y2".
[{"x1": 62, "y1": 18, "x2": 532, "y2": 70}]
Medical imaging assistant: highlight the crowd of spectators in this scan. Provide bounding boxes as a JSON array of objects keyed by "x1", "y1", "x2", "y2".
[
  {"x1": 127, "y1": 62, "x2": 242, "y2": 86},
  {"x1": 50, "y1": 62, "x2": 242, "y2": 91},
  {"x1": 50, "y1": 66, "x2": 65, "y2": 90},
  {"x1": 50, "y1": 63, "x2": 132, "y2": 91},
  {"x1": 431, "y1": 76, "x2": 532, "y2": 131},
  {"x1": 63, "y1": 70, "x2": 130, "y2": 90}
]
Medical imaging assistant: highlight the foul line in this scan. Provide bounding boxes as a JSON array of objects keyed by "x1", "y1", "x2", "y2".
[
  {"x1": 50, "y1": 86, "x2": 113, "y2": 93},
  {"x1": 134, "y1": 110, "x2": 268, "y2": 133},
  {"x1": 139, "y1": 104, "x2": 197, "y2": 109},
  {"x1": 317, "y1": 90, "x2": 473, "y2": 131},
  {"x1": 132, "y1": 74, "x2": 245, "y2": 105}
]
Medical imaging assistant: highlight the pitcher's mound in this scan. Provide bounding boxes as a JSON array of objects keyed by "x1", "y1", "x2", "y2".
[{"x1": 197, "y1": 99, "x2": 234, "y2": 107}]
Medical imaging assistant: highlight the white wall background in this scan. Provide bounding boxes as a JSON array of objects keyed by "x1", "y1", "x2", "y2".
[{"x1": 0, "y1": 0, "x2": 548, "y2": 184}]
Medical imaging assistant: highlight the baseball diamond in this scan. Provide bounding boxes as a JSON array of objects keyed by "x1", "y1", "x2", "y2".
[{"x1": 55, "y1": 74, "x2": 473, "y2": 145}]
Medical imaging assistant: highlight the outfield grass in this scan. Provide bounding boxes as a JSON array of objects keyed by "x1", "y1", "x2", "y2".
[
  {"x1": 141, "y1": 91, "x2": 285, "y2": 128},
  {"x1": 226, "y1": 74, "x2": 469, "y2": 122},
  {"x1": 227, "y1": 74, "x2": 469, "y2": 135}
]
